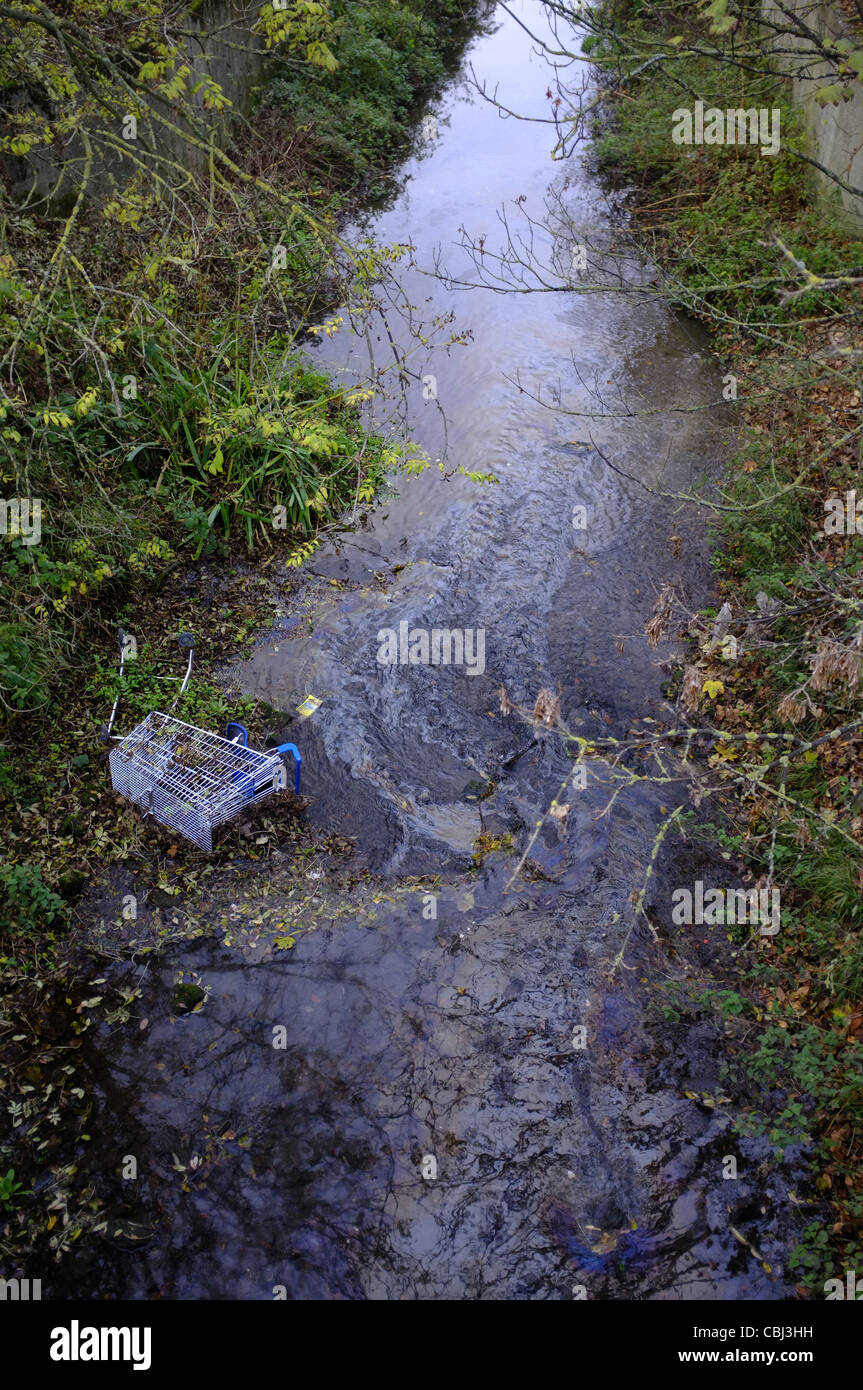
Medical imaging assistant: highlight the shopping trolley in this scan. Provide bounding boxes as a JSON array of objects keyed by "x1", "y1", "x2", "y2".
[{"x1": 101, "y1": 631, "x2": 301, "y2": 851}]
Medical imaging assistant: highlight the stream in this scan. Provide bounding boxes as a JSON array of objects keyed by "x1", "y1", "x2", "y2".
[{"x1": 55, "y1": 1, "x2": 804, "y2": 1300}]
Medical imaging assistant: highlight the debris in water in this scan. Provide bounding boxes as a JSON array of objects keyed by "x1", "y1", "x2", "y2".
[{"x1": 532, "y1": 688, "x2": 561, "y2": 728}]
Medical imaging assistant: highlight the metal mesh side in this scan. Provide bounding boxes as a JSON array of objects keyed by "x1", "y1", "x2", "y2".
[
  {"x1": 109, "y1": 745, "x2": 213, "y2": 850},
  {"x1": 109, "y1": 712, "x2": 288, "y2": 849}
]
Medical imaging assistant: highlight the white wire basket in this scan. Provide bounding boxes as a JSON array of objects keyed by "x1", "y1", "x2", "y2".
[{"x1": 103, "y1": 633, "x2": 302, "y2": 851}]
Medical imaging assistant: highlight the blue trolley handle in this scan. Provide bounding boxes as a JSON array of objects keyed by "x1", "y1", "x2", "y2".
[
  {"x1": 275, "y1": 742, "x2": 302, "y2": 794},
  {"x1": 225, "y1": 722, "x2": 249, "y2": 746}
]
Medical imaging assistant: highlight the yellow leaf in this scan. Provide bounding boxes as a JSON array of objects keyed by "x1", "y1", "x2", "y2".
[
  {"x1": 307, "y1": 40, "x2": 339, "y2": 73},
  {"x1": 708, "y1": 742, "x2": 739, "y2": 766},
  {"x1": 701, "y1": 679, "x2": 724, "y2": 699}
]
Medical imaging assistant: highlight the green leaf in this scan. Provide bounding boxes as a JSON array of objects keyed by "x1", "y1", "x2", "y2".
[{"x1": 703, "y1": 0, "x2": 735, "y2": 34}]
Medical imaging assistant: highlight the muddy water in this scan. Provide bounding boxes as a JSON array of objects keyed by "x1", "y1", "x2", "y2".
[{"x1": 60, "y1": 3, "x2": 801, "y2": 1299}]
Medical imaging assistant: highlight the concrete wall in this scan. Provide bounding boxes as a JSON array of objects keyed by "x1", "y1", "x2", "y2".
[
  {"x1": 5, "y1": 1, "x2": 268, "y2": 205},
  {"x1": 764, "y1": 0, "x2": 863, "y2": 233}
]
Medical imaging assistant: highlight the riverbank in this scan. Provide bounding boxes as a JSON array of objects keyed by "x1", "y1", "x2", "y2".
[
  {"x1": 0, "y1": 0, "x2": 484, "y2": 1268},
  {"x1": 587, "y1": 0, "x2": 863, "y2": 1290}
]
